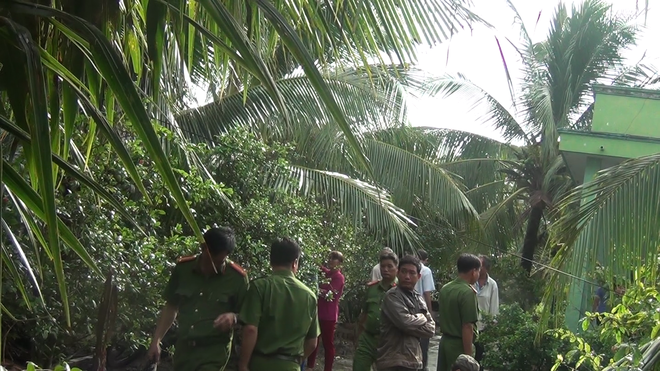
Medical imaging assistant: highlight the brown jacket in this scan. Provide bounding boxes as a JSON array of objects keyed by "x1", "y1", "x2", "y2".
[{"x1": 376, "y1": 286, "x2": 435, "y2": 370}]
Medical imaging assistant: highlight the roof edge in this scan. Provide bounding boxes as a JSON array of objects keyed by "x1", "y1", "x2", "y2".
[
  {"x1": 558, "y1": 128, "x2": 660, "y2": 144},
  {"x1": 593, "y1": 84, "x2": 660, "y2": 100}
]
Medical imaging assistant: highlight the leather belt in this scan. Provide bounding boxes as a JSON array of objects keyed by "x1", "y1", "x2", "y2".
[{"x1": 254, "y1": 351, "x2": 302, "y2": 364}]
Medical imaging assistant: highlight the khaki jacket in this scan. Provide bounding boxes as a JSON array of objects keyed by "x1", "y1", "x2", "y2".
[{"x1": 376, "y1": 286, "x2": 435, "y2": 370}]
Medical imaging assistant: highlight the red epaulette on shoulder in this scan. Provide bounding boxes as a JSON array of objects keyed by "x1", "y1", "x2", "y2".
[
  {"x1": 228, "y1": 260, "x2": 247, "y2": 277},
  {"x1": 177, "y1": 255, "x2": 196, "y2": 264},
  {"x1": 367, "y1": 280, "x2": 379, "y2": 286}
]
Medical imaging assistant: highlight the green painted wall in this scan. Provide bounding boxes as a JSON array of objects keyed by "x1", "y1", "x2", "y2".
[
  {"x1": 592, "y1": 93, "x2": 660, "y2": 139},
  {"x1": 564, "y1": 157, "x2": 602, "y2": 332},
  {"x1": 561, "y1": 86, "x2": 660, "y2": 331},
  {"x1": 560, "y1": 131, "x2": 660, "y2": 159}
]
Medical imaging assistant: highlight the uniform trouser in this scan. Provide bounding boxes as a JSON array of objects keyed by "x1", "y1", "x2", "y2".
[
  {"x1": 251, "y1": 354, "x2": 300, "y2": 371},
  {"x1": 352, "y1": 332, "x2": 379, "y2": 371},
  {"x1": 173, "y1": 342, "x2": 229, "y2": 371},
  {"x1": 436, "y1": 336, "x2": 470, "y2": 371},
  {"x1": 420, "y1": 337, "x2": 430, "y2": 369}
]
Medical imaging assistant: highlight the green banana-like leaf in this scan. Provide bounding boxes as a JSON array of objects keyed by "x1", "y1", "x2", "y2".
[
  {"x1": 0, "y1": 114, "x2": 146, "y2": 236},
  {"x1": 0, "y1": 16, "x2": 65, "y2": 324},
  {"x1": 7, "y1": 1, "x2": 203, "y2": 242},
  {"x1": 43, "y1": 19, "x2": 151, "y2": 203},
  {"x1": 2, "y1": 162, "x2": 102, "y2": 278},
  {"x1": 2, "y1": 218, "x2": 44, "y2": 309}
]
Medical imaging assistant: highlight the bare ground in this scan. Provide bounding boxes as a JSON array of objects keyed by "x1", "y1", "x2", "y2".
[{"x1": 56, "y1": 324, "x2": 442, "y2": 371}]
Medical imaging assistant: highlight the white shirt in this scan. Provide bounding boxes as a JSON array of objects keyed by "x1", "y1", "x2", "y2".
[
  {"x1": 371, "y1": 263, "x2": 381, "y2": 281},
  {"x1": 415, "y1": 263, "x2": 435, "y2": 294},
  {"x1": 473, "y1": 275, "x2": 499, "y2": 330}
]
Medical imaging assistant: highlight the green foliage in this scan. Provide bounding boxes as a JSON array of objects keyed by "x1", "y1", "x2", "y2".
[
  {"x1": 1, "y1": 127, "x2": 378, "y2": 366},
  {"x1": 480, "y1": 304, "x2": 569, "y2": 371},
  {"x1": 551, "y1": 264, "x2": 660, "y2": 371},
  {"x1": 488, "y1": 255, "x2": 546, "y2": 310},
  {"x1": 23, "y1": 362, "x2": 82, "y2": 371}
]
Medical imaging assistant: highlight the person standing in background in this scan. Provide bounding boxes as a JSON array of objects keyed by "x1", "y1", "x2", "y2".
[
  {"x1": 415, "y1": 250, "x2": 435, "y2": 371},
  {"x1": 307, "y1": 251, "x2": 346, "y2": 371},
  {"x1": 353, "y1": 251, "x2": 399, "y2": 371},
  {"x1": 371, "y1": 247, "x2": 394, "y2": 281},
  {"x1": 436, "y1": 254, "x2": 481, "y2": 371},
  {"x1": 376, "y1": 255, "x2": 435, "y2": 371},
  {"x1": 472, "y1": 255, "x2": 499, "y2": 371}
]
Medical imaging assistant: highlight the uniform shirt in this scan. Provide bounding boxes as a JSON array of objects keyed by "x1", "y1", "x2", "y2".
[
  {"x1": 371, "y1": 263, "x2": 381, "y2": 281},
  {"x1": 362, "y1": 280, "x2": 396, "y2": 335},
  {"x1": 473, "y1": 275, "x2": 499, "y2": 331},
  {"x1": 415, "y1": 263, "x2": 435, "y2": 294},
  {"x1": 163, "y1": 256, "x2": 249, "y2": 362},
  {"x1": 239, "y1": 269, "x2": 320, "y2": 357},
  {"x1": 317, "y1": 266, "x2": 345, "y2": 322},
  {"x1": 437, "y1": 278, "x2": 479, "y2": 340}
]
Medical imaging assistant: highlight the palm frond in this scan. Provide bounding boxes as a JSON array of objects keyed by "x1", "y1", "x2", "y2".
[
  {"x1": 363, "y1": 138, "x2": 477, "y2": 225},
  {"x1": 542, "y1": 153, "x2": 660, "y2": 330},
  {"x1": 422, "y1": 74, "x2": 531, "y2": 144},
  {"x1": 272, "y1": 165, "x2": 418, "y2": 252},
  {"x1": 176, "y1": 66, "x2": 413, "y2": 139},
  {"x1": 524, "y1": 0, "x2": 637, "y2": 140},
  {"x1": 550, "y1": 153, "x2": 660, "y2": 276}
]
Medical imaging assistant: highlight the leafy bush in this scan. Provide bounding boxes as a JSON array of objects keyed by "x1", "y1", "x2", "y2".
[
  {"x1": 1, "y1": 127, "x2": 379, "y2": 366},
  {"x1": 480, "y1": 303, "x2": 569, "y2": 371},
  {"x1": 488, "y1": 254, "x2": 546, "y2": 310},
  {"x1": 551, "y1": 264, "x2": 660, "y2": 370}
]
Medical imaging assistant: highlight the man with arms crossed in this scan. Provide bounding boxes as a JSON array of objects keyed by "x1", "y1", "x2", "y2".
[
  {"x1": 353, "y1": 250, "x2": 399, "y2": 371},
  {"x1": 376, "y1": 255, "x2": 435, "y2": 371},
  {"x1": 436, "y1": 253, "x2": 481, "y2": 371},
  {"x1": 473, "y1": 255, "x2": 499, "y2": 370},
  {"x1": 238, "y1": 237, "x2": 320, "y2": 371},
  {"x1": 415, "y1": 249, "x2": 435, "y2": 371},
  {"x1": 148, "y1": 227, "x2": 248, "y2": 371}
]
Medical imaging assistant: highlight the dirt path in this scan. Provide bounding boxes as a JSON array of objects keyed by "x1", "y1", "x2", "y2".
[{"x1": 309, "y1": 335, "x2": 441, "y2": 371}]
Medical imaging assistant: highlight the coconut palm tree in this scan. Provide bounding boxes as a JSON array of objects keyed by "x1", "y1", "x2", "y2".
[
  {"x1": 421, "y1": 0, "x2": 646, "y2": 272},
  {"x1": 174, "y1": 57, "x2": 521, "y2": 255},
  {"x1": 0, "y1": 0, "x2": 483, "y2": 326}
]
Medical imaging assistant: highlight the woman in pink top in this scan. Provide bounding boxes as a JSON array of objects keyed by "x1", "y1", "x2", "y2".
[{"x1": 307, "y1": 251, "x2": 345, "y2": 371}]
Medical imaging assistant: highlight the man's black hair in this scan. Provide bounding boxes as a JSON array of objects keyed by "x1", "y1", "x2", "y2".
[
  {"x1": 457, "y1": 253, "x2": 481, "y2": 274},
  {"x1": 399, "y1": 255, "x2": 422, "y2": 274},
  {"x1": 203, "y1": 227, "x2": 236, "y2": 255},
  {"x1": 270, "y1": 237, "x2": 301, "y2": 267},
  {"x1": 380, "y1": 251, "x2": 399, "y2": 266},
  {"x1": 478, "y1": 254, "x2": 492, "y2": 270},
  {"x1": 417, "y1": 249, "x2": 429, "y2": 261}
]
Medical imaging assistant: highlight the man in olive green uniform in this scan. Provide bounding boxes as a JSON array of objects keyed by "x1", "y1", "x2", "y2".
[
  {"x1": 352, "y1": 250, "x2": 399, "y2": 371},
  {"x1": 238, "y1": 237, "x2": 320, "y2": 371},
  {"x1": 148, "y1": 227, "x2": 249, "y2": 371},
  {"x1": 436, "y1": 253, "x2": 482, "y2": 371}
]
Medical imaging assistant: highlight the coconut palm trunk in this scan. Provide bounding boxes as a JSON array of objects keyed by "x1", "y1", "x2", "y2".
[{"x1": 521, "y1": 205, "x2": 544, "y2": 272}]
